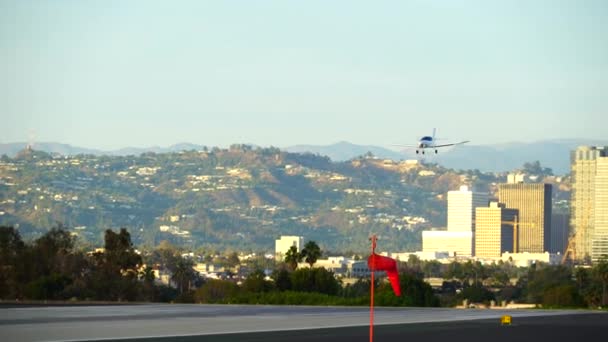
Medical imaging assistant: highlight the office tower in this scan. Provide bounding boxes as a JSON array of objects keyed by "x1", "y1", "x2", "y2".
[
  {"x1": 551, "y1": 213, "x2": 569, "y2": 254},
  {"x1": 429, "y1": 185, "x2": 489, "y2": 257},
  {"x1": 570, "y1": 146, "x2": 608, "y2": 262},
  {"x1": 447, "y1": 185, "x2": 489, "y2": 232},
  {"x1": 475, "y1": 202, "x2": 518, "y2": 258},
  {"x1": 498, "y1": 183, "x2": 552, "y2": 253},
  {"x1": 592, "y1": 156, "x2": 608, "y2": 261},
  {"x1": 421, "y1": 185, "x2": 488, "y2": 258}
]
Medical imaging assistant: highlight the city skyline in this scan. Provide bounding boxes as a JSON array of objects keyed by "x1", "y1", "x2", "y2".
[{"x1": 2, "y1": 1, "x2": 607, "y2": 150}]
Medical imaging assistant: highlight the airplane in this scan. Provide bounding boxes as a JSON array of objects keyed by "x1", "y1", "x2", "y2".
[{"x1": 394, "y1": 128, "x2": 469, "y2": 155}]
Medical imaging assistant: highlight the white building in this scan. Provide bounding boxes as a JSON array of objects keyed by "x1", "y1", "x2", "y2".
[
  {"x1": 419, "y1": 186, "x2": 488, "y2": 258},
  {"x1": 299, "y1": 256, "x2": 353, "y2": 276},
  {"x1": 501, "y1": 252, "x2": 561, "y2": 267},
  {"x1": 275, "y1": 235, "x2": 304, "y2": 258},
  {"x1": 507, "y1": 173, "x2": 527, "y2": 184},
  {"x1": 447, "y1": 185, "x2": 489, "y2": 232},
  {"x1": 383, "y1": 251, "x2": 451, "y2": 262},
  {"x1": 422, "y1": 230, "x2": 474, "y2": 257}
]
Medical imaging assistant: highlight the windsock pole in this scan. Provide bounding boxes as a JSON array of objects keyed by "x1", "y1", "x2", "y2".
[{"x1": 369, "y1": 235, "x2": 377, "y2": 342}]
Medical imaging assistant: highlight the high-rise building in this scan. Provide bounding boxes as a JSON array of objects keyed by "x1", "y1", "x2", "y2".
[
  {"x1": 551, "y1": 213, "x2": 570, "y2": 254},
  {"x1": 447, "y1": 185, "x2": 489, "y2": 232},
  {"x1": 421, "y1": 185, "x2": 489, "y2": 258},
  {"x1": 498, "y1": 183, "x2": 552, "y2": 253},
  {"x1": 592, "y1": 156, "x2": 608, "y2": 261},
  {"x1": 475, "y1": 202, "x2": 518, "y2": 258},
  {"x1": 570, "y1": 146, "x2": 608, "y2": 262}
]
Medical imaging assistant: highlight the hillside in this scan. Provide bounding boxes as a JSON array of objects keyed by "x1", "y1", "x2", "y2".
[{"x1": 0, "y1": 146, "x2": 567, "y2": 253}]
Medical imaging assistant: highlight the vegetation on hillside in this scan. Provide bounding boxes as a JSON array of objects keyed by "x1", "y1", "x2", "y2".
[{"x1": 0, "y1": 147, "x2": 566, "y2": 253}]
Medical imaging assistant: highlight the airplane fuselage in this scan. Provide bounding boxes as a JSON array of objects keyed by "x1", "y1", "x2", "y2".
[
  {"x1": 418, "y1": 136, "x2": 433, "y2": 149},
  {"x1": 394, "y1": 129, "x2": 468, "y2": 155}
]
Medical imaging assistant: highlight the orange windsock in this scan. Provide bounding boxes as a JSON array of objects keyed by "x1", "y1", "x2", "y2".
[{"x1": 367, "y1": 253, "x2": 401, "y2": 296}]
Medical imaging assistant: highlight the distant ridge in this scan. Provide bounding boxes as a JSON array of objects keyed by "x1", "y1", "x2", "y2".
[
  {"x1": 109, "y1": 143, "x2": 207, "y2": 156},
  {"x1": 0, "y1": 142, "x2": 208, "y2": 157},
  {"x1": 3, "y1": 139, "x2": 608, "y2": 175},
  {"x1": 0, "y1": 142, "x2": 104, "y2": 157},
  {"x1": 286, "y1": 139, "x2": 608, "y2": 175},
  {"x1": 286, "y1": 141, "x2": 403, "y2": 162}
]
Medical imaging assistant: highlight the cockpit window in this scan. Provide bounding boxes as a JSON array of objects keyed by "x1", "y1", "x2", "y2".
[{"x1": 421, "y1": 136, "x2": 432, "y2": 141}]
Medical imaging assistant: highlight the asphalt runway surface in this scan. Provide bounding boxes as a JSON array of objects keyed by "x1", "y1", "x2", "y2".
[{"x1": 0, "y1": 304, "x2": 605, "y2": 342}]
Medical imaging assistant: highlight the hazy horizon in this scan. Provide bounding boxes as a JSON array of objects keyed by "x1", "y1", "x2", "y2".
[
  {"x1": 2, "y1": 1, "x2": 606, "y2": 150},
  {"x1": 3, "y1": 136, "x2": 608, "y2": 153}
]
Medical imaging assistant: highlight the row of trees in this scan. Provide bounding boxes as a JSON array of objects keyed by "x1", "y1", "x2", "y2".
[
  {"x1": 0, "y1": 226, "x2": 180, "y2": 302},
  {"x1": 284, "y1": 241, "x2": 322, "y2": 270},
  {"x1": 2, "y1": 225, "x2": 606, "y2": 308},
  {"x1": 0, "y1": 226, "x2": 437, "y2": 307},
  {"x1": 190, "y1": 268, "x2": 438, "y2": 307},
  {"x1": 403, "y1": 255, "x2": 608, "y2": 308}
]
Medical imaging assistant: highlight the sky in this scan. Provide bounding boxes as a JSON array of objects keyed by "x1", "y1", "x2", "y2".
[{"x1": 1, "y1": 0, "x2": 607, "y2": 150}]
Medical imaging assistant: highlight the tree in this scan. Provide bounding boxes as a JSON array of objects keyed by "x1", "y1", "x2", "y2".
[
  {"x1": 375, "y1": 272, "x2": 439, "y2": 307},
  {"x1": 444, "y1": 261, "x2": 464, "y2": 282},
  {"x1": 22, "y1": 226, "x2": 96, "y2": 301},
  {"x1": 171, "y1": 257, "x2": 196, "y2": 294},
  {"x1": 194, "y1": 279, "x2": 239, "y2": 303},
  {"x1": 407, "y1": 254, "x2": 422, "y2": 271},
  {"x1": 89, "y1": 228, "x2": 143, "y2": 301},
  {"x1": 290, "y1": 268, "x2": 340, "y2": 295},
  {"x1": 139, "y1": 265, "x2": 156, "y2": 301},
  {"x1": 140, "y1": 265, "x2": 156, "y2": 283},
  {"x1": 524, "y1": 264, "x2": 574, "y2": 304},
  {"x1": 592, "y1": 256, "x2": 608, "y2": 306},
  {"x1": 0, "y1": 226, "x2": 26, "y2": 299},
  {"x1": 522, "y1": 160, "x2": 553, "y2": 177},
  {"x1": 300, "y1": 241, "x2": 322, "y2": 268},
  {"x1": 271, "y1": 268, "x2": 292, "y2": 291},
  {"x1": 460, "y1": 282, "x2": 495, "y2": 304},
  {"x1": 422, "y1": 260, "x2": 442, "y2": 278},
  {"x1": 104, "y1": 228, "x2": 142, "y2": 273},
  {"x1": 150, "y1": 240, "x2": 180, "y2": 272},
  {"x1": 32, "y1": 227, "x2": 75, "y2": 276},
  {"x1": 226, "y1": 252, "x2": 241, "y2": 269},
  {"x1": 342, "y1": 278, "x2": 370, "y2": 298},
  {"x1": 242, "y1": 269, "x2": 273, "y2": 293},
  {"x1": 542, "y1": 285, "x2": 584, "y2": 307},
  {"x1": 284, "y1": 246, "x2": 301, "y2": 271}
]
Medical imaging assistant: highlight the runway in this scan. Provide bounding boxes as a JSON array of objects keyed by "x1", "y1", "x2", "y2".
[{"x1": 0, "y1": 304, "x2": 604, "y2": 342}]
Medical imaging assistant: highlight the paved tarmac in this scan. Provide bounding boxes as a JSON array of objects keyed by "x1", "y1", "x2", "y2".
[
  {"x1": 0, "y1": 304, "x2": 604, "y2": 342},
  {"x1": 122, "y1": 314, "x2": 608, "y2": 342}
]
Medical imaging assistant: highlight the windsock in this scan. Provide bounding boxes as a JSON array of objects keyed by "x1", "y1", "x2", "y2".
[{"x1": 367, "y1": 253, "x2": 401, "y2": 296}]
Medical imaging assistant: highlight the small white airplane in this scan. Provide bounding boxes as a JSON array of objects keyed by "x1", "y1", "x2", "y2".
[{"x1": 394, "y1": 129, "x2": 469, "y2": 155}]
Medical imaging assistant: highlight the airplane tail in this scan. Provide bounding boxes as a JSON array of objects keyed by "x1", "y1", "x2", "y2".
[{"x1": 432, "y1": 128, "x2": 436, "y2": 141}]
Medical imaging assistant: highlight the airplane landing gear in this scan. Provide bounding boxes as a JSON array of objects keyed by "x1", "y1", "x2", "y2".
[{"x1": 435, "y1": 150, "x2": 438, "y2": 154}]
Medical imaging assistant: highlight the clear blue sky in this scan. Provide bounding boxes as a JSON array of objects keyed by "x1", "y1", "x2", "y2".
[{"x1": 1, "y1": 0, "x2": 606, "y2": 150}]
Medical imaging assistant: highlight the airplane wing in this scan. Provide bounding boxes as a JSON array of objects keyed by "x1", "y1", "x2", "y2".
[
  {"x1": 433, "y1": 140, "x2": 470, "y2": 148},
  {"x1": 391, "y1": 144, "x2": 419, "y2": 149}
]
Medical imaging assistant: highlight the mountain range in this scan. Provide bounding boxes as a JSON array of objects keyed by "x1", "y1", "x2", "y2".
[
  {"x1": 286, "y1": 139, "x2": 608, "y2": 175},
  {"x1": 2, "y1": 139, "x2": 607, "y2": 175}
]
